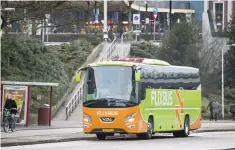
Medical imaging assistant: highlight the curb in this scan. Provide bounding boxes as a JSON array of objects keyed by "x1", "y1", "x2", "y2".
[
  {"x1": 1, "y1": 136, "x2": 97, "y2": 147},
  {"x1": 195, "y1": 129, "x2": 235, "y2": 133},
  {"x1": 1, "y1": 129, "x2": 235, "y2": 147},
  {"x1": 12, "y1": 126, "x2": 83, "y2": 131}
]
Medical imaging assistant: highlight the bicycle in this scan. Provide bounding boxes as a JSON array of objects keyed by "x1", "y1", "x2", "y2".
[{"x1": 3, "y1": 108, "x2": 17, "y2": 133}]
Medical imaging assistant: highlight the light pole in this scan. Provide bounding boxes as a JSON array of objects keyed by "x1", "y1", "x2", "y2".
[
  {"x1": 169, "y1": 0, "x2": 172, "y2": 30},
  {"x1": 145, "y1": 1, "x2": 148, "y2": 36},
  {"x1": 221, "y1": 43, "x2": 235, "y2": 120},
  {"x1": 103, "y1": 0, "x2": 108, "y2": 60}
]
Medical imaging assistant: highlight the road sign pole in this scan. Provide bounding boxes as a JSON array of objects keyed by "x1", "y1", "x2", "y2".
[
  {"x1": 154, "y1": 18, "x2": 156, "y2": 40},
  {"x1": 153, "y1": 8, "x2": 158, "y2": 41}
]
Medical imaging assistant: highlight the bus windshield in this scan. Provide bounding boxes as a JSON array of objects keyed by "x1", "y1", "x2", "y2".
[{"x1": 84, "y1": 66, "x2": 137, "y2": 108}]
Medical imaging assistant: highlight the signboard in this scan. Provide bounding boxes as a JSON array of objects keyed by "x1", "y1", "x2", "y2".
[
  {"x1": 93, "y1": 8, "x2": 99, "y2": 15},
  {"x1": 133, "y1": 14, "x2": 140, "y2": 25},
  {"x1": 146, "y1": 18, "x2": 150, "y2": 24},
  {"x1": 113, "y1": 12, "x2": 119, "y2": 25},
  {"x1": 95, "y1": 14, "x2": 99, "y2": 23},
  {"x1": 2, "y1": 85, "x2": 28, "y2": 124},
  {"x1": 45, "y1": 14, "x2": 50, "y2": 19},
  {"x1": 186, "y1": 13, "x2": 192, "y2": 23}
]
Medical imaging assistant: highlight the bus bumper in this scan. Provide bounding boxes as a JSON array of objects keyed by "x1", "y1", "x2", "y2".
[{"x1": 83, "y1": 120, "x2": 148, "y2": 134}]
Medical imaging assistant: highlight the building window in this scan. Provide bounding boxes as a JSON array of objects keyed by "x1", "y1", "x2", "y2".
[{"x1": 214, "y1": 2, "x2": 223, "y2": 32}]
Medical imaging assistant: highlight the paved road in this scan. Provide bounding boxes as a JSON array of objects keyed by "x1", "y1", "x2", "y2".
[{"x1": 3, "y1": 132, "x2": 235, "y2": 150}]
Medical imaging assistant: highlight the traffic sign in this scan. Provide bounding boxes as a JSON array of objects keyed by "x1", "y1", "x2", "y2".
[
  {"x1": 153, "y1": 8, "x2": 158, "y2": 14},
  {"x1": 153, "y1": 14, "x2": 158, "y2": 19},
  {"x1": 133, "y1": 14, "x2": 140, "y2": 24}
]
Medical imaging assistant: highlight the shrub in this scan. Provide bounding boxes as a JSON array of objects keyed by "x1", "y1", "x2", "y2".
[{"x1": 1, "y1": 36, "x2": 97, "y2": 113}]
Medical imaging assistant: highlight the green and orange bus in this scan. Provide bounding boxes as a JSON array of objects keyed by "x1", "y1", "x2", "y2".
[{"x1": 75, "y1": 58, "x2": 202, "y2": 140}]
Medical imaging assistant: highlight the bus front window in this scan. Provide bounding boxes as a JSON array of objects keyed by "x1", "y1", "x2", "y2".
[{"x1": 84, "y1": 66, "x2": 137, "y2": 108}]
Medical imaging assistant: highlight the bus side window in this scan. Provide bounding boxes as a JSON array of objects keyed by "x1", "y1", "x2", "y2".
[
  {"x1": 138, "y1": 82, "x2": 146, "y2": 101},
  {"x1": 87, "y1": 68, "x2": 96, "y2": 94}
]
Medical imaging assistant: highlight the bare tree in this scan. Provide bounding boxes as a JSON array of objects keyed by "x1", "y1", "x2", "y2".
[{"x1": 199, "y1": 31, "x2": 223, "y2": 95}]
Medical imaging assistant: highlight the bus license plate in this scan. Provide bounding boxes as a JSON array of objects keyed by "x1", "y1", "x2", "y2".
[{"x1": 103, "y1": 129, "x2": 114, "y2": 132}]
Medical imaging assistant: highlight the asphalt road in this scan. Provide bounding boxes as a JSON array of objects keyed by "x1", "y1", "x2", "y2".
[{"x1": 2, "y1": 132, "x2": 235, "y2": 150}]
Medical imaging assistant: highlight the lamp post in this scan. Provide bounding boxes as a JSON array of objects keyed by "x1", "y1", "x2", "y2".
[
  {"x1": 145, "y1": 1, "x2": 148, "y2": 36},
  {"x1": 103, "y1": 0, "x2": 108, "y2": 60},
  {"x1": 169, "y1": 0, "x2": 172, "y2": 30},
  {"x1": 221, "y1": 43, "x2": 235, "y2": 120},
  {"x1": 94, "y1": 1, "x2": 97, "y2": 31}
]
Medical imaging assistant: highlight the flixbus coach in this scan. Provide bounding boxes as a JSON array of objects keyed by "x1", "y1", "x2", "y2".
[{"x1": 75, "y1": 58, "x2": 201, "y2": 140}]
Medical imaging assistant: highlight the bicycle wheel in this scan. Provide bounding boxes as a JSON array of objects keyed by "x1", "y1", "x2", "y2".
[{"x1": 3, "y1": 118, "x2": 10, "y2": 133}]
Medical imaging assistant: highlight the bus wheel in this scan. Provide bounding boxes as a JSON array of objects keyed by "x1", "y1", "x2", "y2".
[
  {"x1": 173, "y1": 116, "x2": 190, "y2": 137},
  {"x1": 182, "y1": 116, "x2": 190, "y2": 137},
  {"x1": 137, "y1": 117, "x2": 153, "y2": 140},
  {"x1": 96, "y1": 134, "x2": 106, "y2": 140}
]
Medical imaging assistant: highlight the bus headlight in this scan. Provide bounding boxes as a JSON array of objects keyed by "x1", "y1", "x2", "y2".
[
  {"x1": 83, "y1": 113, "x2": 92, "y2": 122},
  {"x1": 125, "y1": 112, "x2": 137, "y2": 123}
]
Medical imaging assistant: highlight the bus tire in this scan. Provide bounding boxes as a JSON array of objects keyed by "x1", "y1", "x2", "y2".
[
  {"x1": 96, "y1": 134, "x2": 106, "y2": 140},
  {"x1": 173, "y1": 115, "x2": 190, "y2": 137},
  {"x1": 137, "y1": 117, "x2": 153, "y2": 140},
  {"x1": 182, "y1": 115, "x2": 190, "y2": 137}
]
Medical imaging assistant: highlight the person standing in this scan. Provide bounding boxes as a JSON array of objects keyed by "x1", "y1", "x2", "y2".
[
  {"x1": 212, "y1": 101, "x2": 221, "y2": 121},
  {"x1": 207, "y1": 100, "x2": 214, "y2": 121},
  {"x1": 230, "y1": 102, "x2": 235, "y2": 121}
]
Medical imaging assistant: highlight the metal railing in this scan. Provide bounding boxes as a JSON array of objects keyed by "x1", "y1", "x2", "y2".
[{"x1": 65, "y1": 36, "x2": 117, "y2": 120}]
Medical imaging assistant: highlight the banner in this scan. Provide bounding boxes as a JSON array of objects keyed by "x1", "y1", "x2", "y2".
[
  {"x1": 133, "y1": 14, "x2": 140, "y2": 25},
  {"x1": 2, "y1": 85, "x2": 28, "y2": 124},
  {"x1": 113, "y1": 12, "x2": 119, "y2": 25}
]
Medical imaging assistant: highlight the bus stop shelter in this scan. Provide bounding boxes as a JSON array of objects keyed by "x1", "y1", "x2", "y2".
[{"x1": 1, "y1": 81, "x2": 59, "y2": 127}]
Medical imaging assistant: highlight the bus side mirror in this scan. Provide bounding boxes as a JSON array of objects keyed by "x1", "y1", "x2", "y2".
[
  {"x1": 76, "y1": 71, "x2": 82, "y2": 83},
  {"x1": 135, "y1": 70, "x2": 141, "y2": 82}
]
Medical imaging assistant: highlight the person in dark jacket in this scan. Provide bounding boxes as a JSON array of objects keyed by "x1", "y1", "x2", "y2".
[
  {"x1": 4, "y1": 94, "x2": 17, "y2": 115},
  {"x1": 207, "y1": 100, "x2": 214, "y2": 121}
]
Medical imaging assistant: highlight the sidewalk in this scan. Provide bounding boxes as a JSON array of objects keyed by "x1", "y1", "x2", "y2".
[{"x1": 1, "y1": 120, "x2": 234, "y2": 147}]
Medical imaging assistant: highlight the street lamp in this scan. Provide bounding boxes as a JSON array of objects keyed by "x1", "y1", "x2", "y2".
[
  {"x1": 169, "y1": 0, "x2": 172, "y2": 30},
  {"x1": 145, "y1": 1, "x2": 148, "y2": 36},
  {"x1": 221, "y1": 43, "x2": 235, "y2": 120},
  {"x1": 103, "y1": 0, "x2": 108, "y2": 60}
]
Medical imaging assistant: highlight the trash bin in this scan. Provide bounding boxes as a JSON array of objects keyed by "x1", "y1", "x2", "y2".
[{"x1": 38, "y1": 104, "x2": 50, "y2": 126}]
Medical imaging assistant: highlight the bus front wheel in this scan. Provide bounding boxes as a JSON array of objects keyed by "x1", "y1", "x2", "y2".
[
  {"x1": 96, "y1": 134, "x2": 106, "y2": 140},
  {"x1": 137, "y1": 117, "x2": 153, "y2": 140}
]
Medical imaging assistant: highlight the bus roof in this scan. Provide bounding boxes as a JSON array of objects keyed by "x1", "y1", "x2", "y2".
[
  {"x1": 88, "y1": 58, "x2": 171, "y2": 67},
  {"x1": 87, "y1": 58, "x2": 199, "y2": 70}
]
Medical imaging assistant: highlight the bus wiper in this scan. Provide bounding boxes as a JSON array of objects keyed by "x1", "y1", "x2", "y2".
[
  {"x1": 83, "y1": 98, "x2": 108, "y2": 106},
  {"x1": 109, "y1": 98, "x2": 137, "y2": 106}
]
